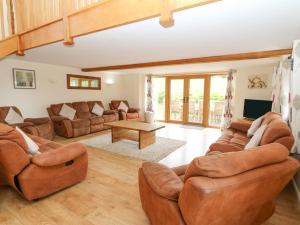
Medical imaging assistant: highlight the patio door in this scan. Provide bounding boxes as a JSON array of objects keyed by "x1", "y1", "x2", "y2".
[{"x1": 166, "y1": 76, "x2": 206, "y2": 125}]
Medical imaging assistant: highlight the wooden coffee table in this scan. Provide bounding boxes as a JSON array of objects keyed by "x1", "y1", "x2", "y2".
[{"x1": 104, "y1": 121, "x2": 165, "y2": 149}]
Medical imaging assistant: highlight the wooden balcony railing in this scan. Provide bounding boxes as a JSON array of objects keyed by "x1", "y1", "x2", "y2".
[
  {"x1": 0, "y1": 0, "x2": 220, "y2": 59},
  {"x1": 0, "y1": 0, "x2": 104, "y2": 41}
]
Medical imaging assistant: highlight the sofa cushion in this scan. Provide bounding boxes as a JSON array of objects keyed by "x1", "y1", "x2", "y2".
[
  {"x1": 118, "y1": 101, "x2": 129, "y2": 112},
  {"x1": 127, "y1": 112, "x2": 139, "y2": 120},
  {"x1": 72, "y1": 102, "x2": 91, "y2": 119},
  {"x1": 15, "y1": 127, "x2": 40, "y2": 155},
  {"x1": 90, "y1": 116, "x2": 104, "y2": 125},
  {"x1": 185, "y1": 143, "x2": 289, "y2": 181},
  {"x1": 87, "y1": 101, "x2": 105, "y2": 112},
  {"x1": 111, "y1": 100, "x2": 129, "y2": 110},
  {"x1": 103, "y1": 114, "x2": 116, "y2": 123},
  {"x1": 5, "y1": 107, "x2": 24, "y2": 124},
  {"x1": 247, "y1": 116, "x2": 263, "y2": 137},
  {"x1": 92, "y1": 103, "x2": 104, "y2": 116},
  {"x1": 245, "y1": 124, "x2": 268, "y2": 149},
  {"x1": 59, "y1": 104, "x2": 76, "y2": 120},
  {"x1": 213, "y1": 129, "x2": 250, "y2": 151},
  {"x1": 71, "y1": 119, "x2": 90, "y2": 128}
]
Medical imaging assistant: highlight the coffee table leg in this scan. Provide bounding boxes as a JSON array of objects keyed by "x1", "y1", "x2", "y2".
[
  {"x1": 112, "y1": 127, "x2": 121, "y2": 143},
  {"x1": 139, "y1": 130, "x2": 155, "y2": 149}
]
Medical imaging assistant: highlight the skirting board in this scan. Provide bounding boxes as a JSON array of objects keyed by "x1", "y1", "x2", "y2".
[{"x1": 292, "y1": 179, "x2": 300, "y2": 202}]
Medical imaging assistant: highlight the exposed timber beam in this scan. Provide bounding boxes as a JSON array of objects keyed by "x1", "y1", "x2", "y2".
[
  {"x1": 81, "y1": 49, "x2": 292, "y2": 72},
  {"x1": 0, "y1": 36, "x2": 18, "y2": 59},
  {"x1": 0, "y1": 0, "x2": 220, "y2": 59},
  {"x1": 160, "y1": 0, "x2": 174, "y2": 28}
]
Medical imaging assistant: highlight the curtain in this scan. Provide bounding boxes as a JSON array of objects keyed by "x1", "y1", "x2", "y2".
[
  {"x1": 146, "y1": 74, "x2": 153, "y2": 112},
  {"x1": 291, "y1": 40, "x2": 300, "y2": 154},
  {"x1": 221, "y1": 69, "x2": 236, "y2": 130},
  {"x1": 271, "y1": 57, "x2": 292, "y2": 121}
]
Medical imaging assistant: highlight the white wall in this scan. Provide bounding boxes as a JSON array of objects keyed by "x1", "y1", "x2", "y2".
[
  {"x1": 0, "y1": 58, "x2": 132, "y2": 117},
  {"x1": 0, "y1": 58, "x2": 275, "y2": 121},
  {"x1": 234, "y1": 65, "x2": 274, "y2": 119}
]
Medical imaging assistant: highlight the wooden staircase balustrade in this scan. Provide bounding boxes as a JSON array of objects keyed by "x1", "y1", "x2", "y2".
[{"x1": 0, "y1": 0, "x2": 220, "y2": 59}]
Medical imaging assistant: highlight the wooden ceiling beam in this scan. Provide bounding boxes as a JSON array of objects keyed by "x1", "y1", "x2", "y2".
[{"x1": 81, "y1": 48, "x2": 292, "y2": 72}]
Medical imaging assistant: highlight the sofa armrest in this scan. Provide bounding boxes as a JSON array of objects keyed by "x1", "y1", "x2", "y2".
[
  {"x1": 141, "y1": 162, "x2": 184, "y2": 201},
  {"x1": 128, "y1": 108, "x2": 140, "y2": 113},
  {"x1": 209, "y1": 142, "x2": 244, "y2": 153},
  {"x1": 229, "y1": 121, "x2": 252, "y2": 133},
  {"x1": 24, "y1": 117, "x2": 51, "y2": 125},
  {"x1": 11, "y1": 122, "x2": 34, "y2": 128},
  {"x1": 172, "y1": 164, "x2": 188, "y2": 176},
  {"x1": 32, "y1": 143, "x2": 87, "y2": 167}
]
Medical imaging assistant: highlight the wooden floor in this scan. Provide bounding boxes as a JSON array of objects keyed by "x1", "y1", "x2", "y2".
[{"x1": 0, "y1": 124, "x2": 299, "y2": 225}]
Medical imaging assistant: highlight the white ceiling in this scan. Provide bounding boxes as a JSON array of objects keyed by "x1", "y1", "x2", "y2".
[{"x1": 10, "y1": 0, "x2": 300, "y2": 70}]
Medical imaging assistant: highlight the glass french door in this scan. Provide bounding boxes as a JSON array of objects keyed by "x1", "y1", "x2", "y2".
[
  {"x1": 187, "y1": 78, "x2": 205, "y2": 124},
  {"x1": 167, "y1": 77, "x2": 205, "y2": 125},
  {"x1": 169, "y1": 78, "x2": 185, "y2": 122}
]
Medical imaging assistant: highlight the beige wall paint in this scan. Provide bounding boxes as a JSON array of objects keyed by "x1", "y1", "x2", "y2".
[
  {"x1": 234, "y1": 65, "x2": 274, "y2": 119},
  {"x1": 0, "y1": 59, "x2": 131, "y2": 118}
]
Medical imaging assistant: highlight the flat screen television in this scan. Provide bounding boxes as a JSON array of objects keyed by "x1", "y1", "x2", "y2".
[{"x1": 243, "y1": 99, "x2": 272, "y2": 119}]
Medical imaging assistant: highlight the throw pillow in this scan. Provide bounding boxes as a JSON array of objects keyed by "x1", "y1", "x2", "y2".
[
  {"x1": 92, "y1": 103, "x2": 104, "y2": 116},
  {"x1": 15, "y1": 127, "x2": 40, "y2": 155},
  {"x1": 245, "y1": 124, "x2": 268, "y2": 150},
  {"x1": 5, "y1": 107, "x2": 24, "y2": 124},
  {"x1": 118, "y1": 101, "x2": 129, "y2": 112},
  {"x1": 59, "y1": 104, "x2": 76, "y2": 120},
  {"x1": 247, "y1": 116, "x2": 264, "y2": 137}
]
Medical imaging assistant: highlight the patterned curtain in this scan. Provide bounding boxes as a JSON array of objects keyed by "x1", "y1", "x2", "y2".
[
  {"x1": 221, "y1": 69, "x2": 236, "y2": 130},
  {"x1": 271, "y1": 57, "x2": 292, "y2": 121},
  {"x1": 291, "y1": 40, "x2": 300, "y2": 154},
  {"x1": 146, "y1": 74, "x2": 153, "y2": 112}
]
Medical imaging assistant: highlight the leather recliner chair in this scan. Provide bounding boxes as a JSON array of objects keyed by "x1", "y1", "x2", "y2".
[
  {"x1": 139, "y1": 144, "x2": 299, "y2": 225},
  {"x1": 0, "y1": 123, "x2": 88, "y2": 200},
  {"x1": 0, "y1": 106, "x2": 54, "y2": 140},
  {"x1": 109, "y1": 100, "x2": 140, "y2": 121}
]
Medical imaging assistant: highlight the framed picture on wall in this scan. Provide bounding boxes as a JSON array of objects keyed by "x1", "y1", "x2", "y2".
[{"x1": 13, "y1": 68, "x2": 36, "y2": 89}]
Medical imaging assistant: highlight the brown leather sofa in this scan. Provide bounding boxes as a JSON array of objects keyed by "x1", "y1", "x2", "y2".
[
  {"x1": 47, "y1": 101, "x2": 118, "y2": 138},
  {"x1": 110, "y1": 100, "x2": 140, "y2": 120},
  {"x1": 139, "y1": 144, "x2": 299, "y2": 225},
  {"x1": 0, "y1": 123, "x2": 88, "y2": 200},
  {"x1": 0, "y1": 106, "x2": 54, "y2": 140},
  {"x1": 209, "y1": 112, "x2": 294, "y2": 153}
]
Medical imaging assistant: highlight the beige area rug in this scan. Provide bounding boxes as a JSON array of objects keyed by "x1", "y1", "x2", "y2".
[{"x1": 79, "y1": 133, "x2": 186, "y2": 162}]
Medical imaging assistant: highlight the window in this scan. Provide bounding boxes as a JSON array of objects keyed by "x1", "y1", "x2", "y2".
[
  {"x1": 67, "y1": 74, "x2": 101, "y2": 90},
  {"x1": 152, "y1": 77, "x2": 166, "y2": 121}
]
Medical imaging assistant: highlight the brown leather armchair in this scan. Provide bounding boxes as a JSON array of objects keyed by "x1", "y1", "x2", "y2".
[
  {"x1": 0, "y1": 123, "x2": 88, "y2": 200},
  {"x1": 0, "y1": 106, "x2": 54, "y2": 140},
  {"x1": 139, "y1": 144, "x2": 299, "y2": 225},
  {"x1": 110, "y1": 100, "x2": 140, "y2": 121}
]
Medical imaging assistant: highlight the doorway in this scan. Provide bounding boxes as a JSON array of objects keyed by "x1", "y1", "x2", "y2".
[{"x1": 152, "y1": 74, "x2": 227, "y2": 127}]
